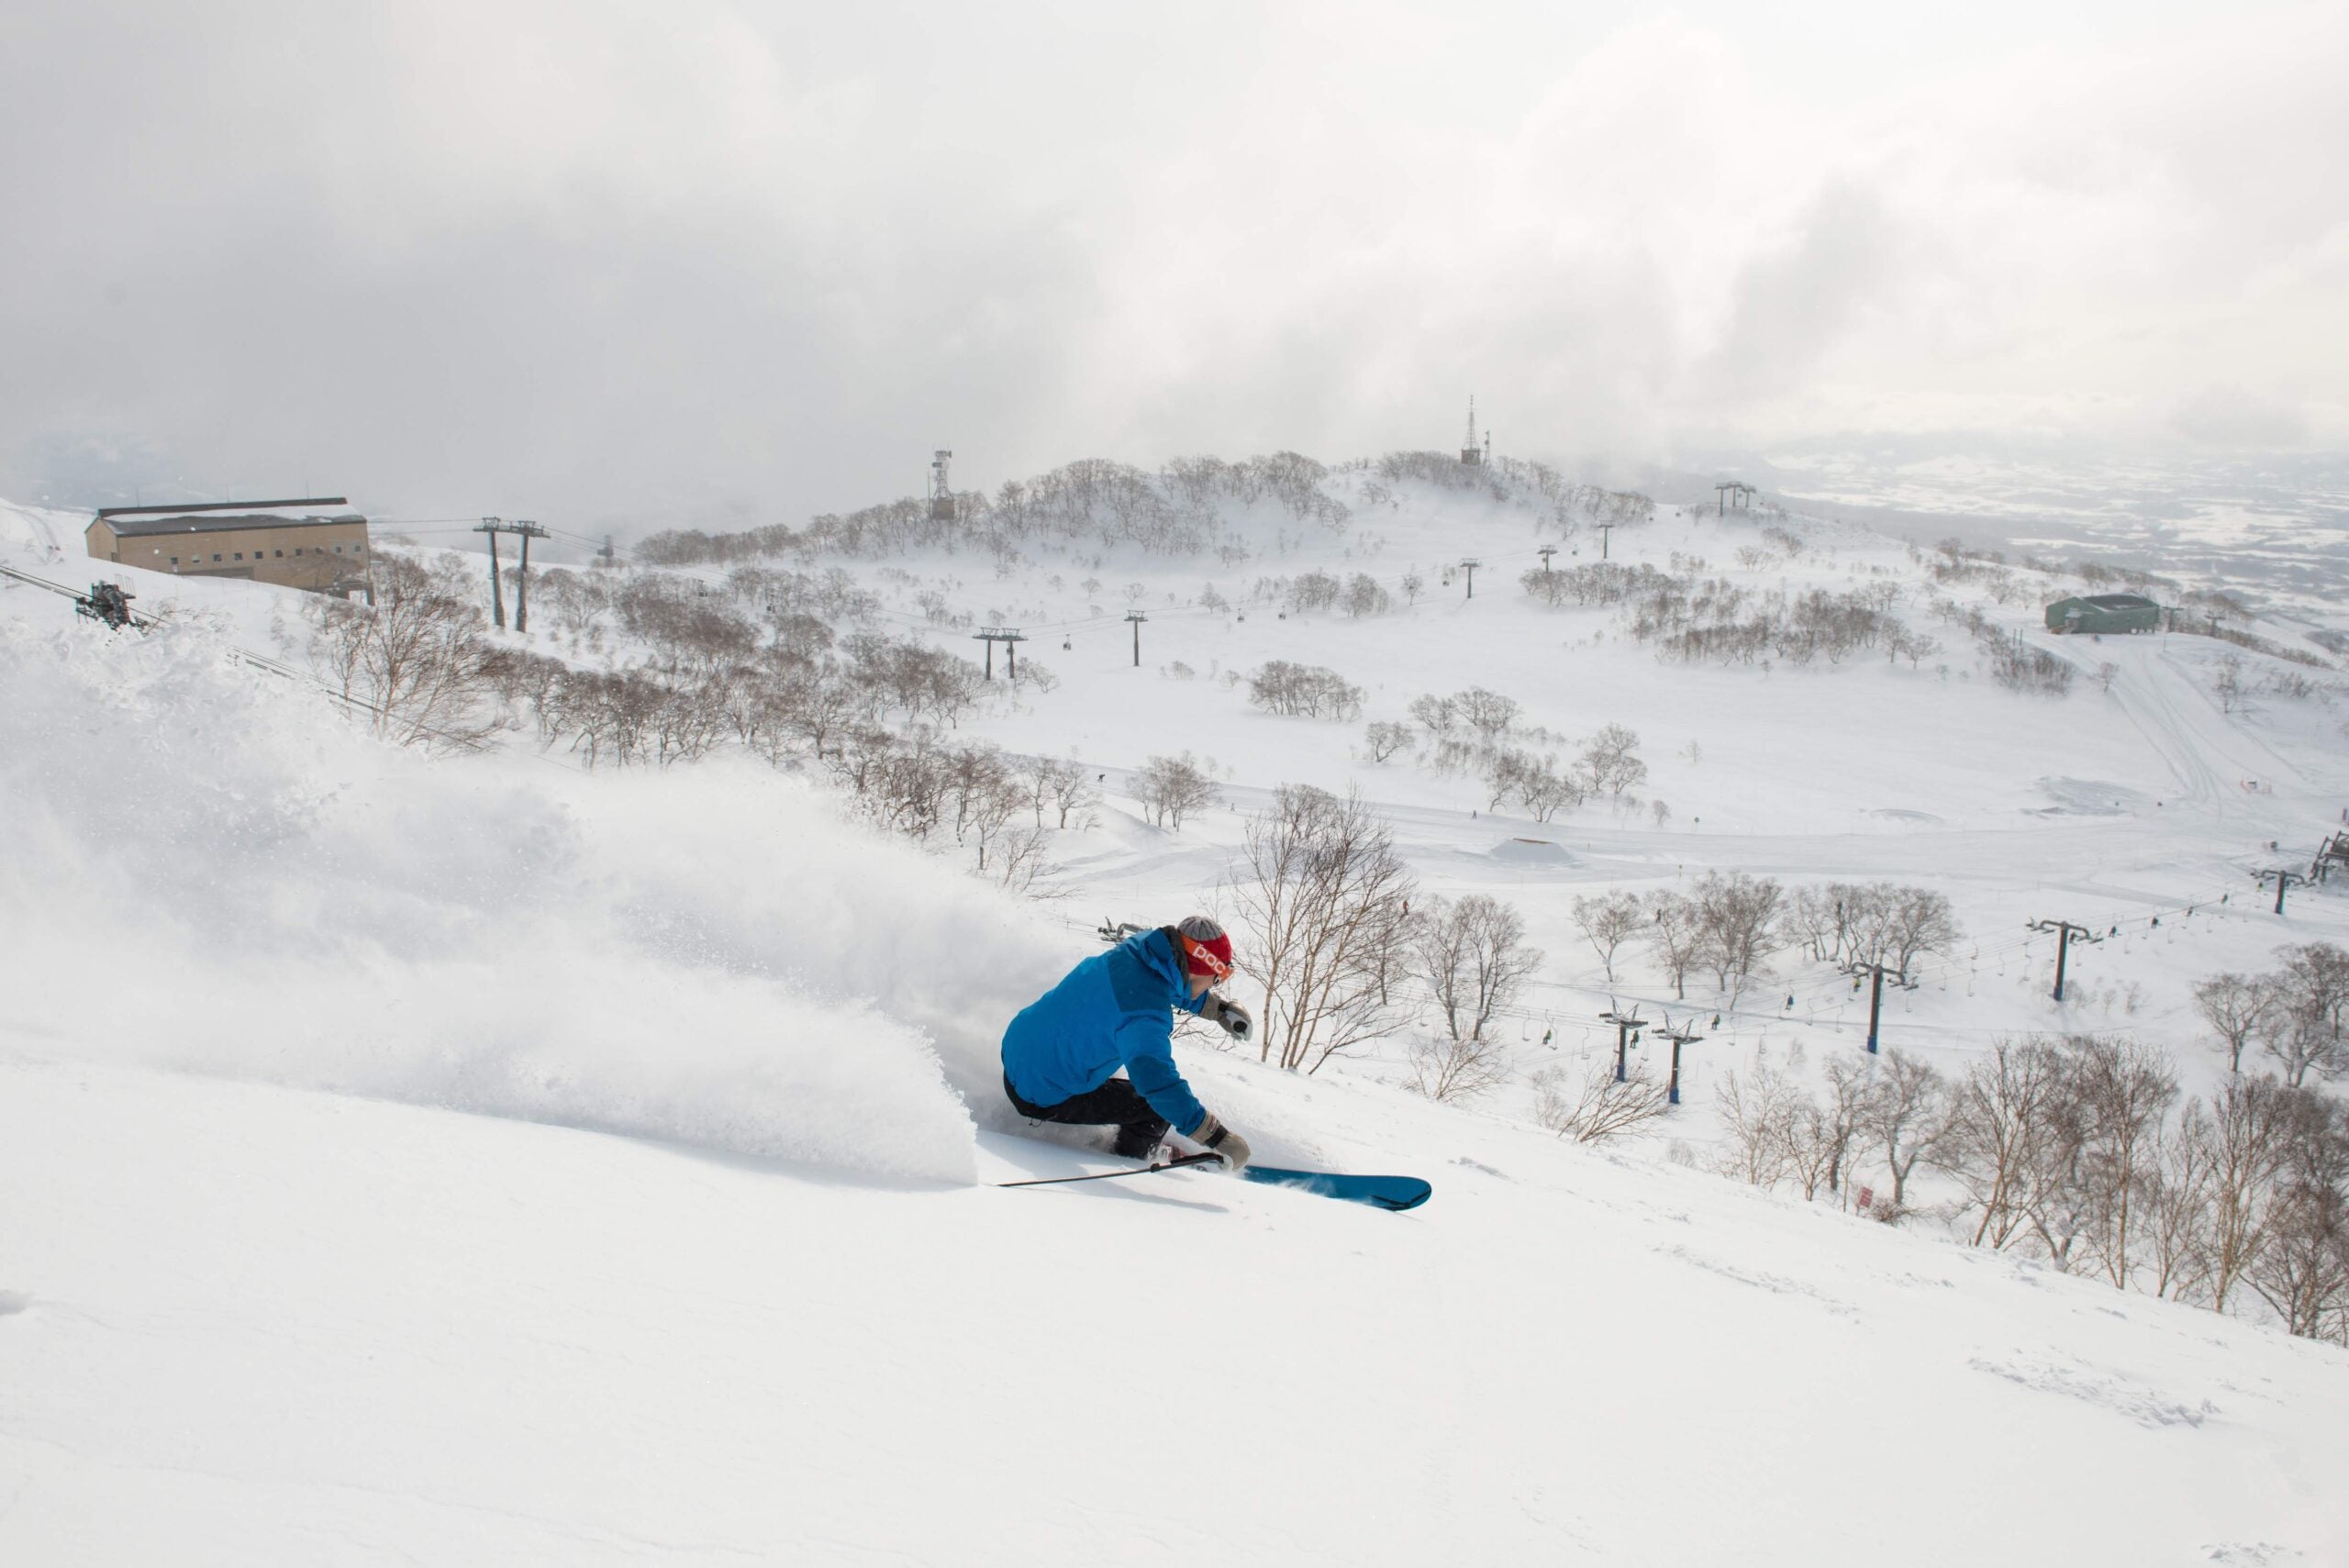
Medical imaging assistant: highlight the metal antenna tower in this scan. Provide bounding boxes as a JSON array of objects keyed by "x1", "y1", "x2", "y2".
[
  {"x1": 930, "y1": 450, "x2": 955, "y2": 522},
  {"x1": 1460, "y1": 397, "x2": 1483, "y2": 466}
]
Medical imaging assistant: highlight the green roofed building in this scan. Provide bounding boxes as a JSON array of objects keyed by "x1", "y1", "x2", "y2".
[{"x1": 2043, "y1": 593, "x2": 2162, "y2": 635}]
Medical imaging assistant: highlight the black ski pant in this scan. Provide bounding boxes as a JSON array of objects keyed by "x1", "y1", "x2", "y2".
[{"x1": 1004, "y1": 1073, "x2": 1169, "y2": 1157}]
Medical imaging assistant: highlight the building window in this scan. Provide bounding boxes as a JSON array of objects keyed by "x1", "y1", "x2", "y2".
[
  {"x1": 212, "y1": 553, "x2": 223, "y2": 562},
  {"x1": 273, "y1": 550, "x2": 284, "y2": 558},
  {"x1": 333, "y1": 544, "x2": 343, "y2": 553},
  {"x1": 169, "y1": 557, "x2": 179, "y2": 566},
  {"x1": 294, "y1": 548, "x2": 304, "y2": 556}
]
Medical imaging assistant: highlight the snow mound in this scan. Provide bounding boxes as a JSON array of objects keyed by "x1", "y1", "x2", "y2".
[{"x1": 0, "y1": 617, "x2": 1000, "y2": 1184}]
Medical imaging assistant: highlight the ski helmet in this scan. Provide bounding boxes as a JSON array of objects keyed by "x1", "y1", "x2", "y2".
[{"x1": 1174, "y1": 913, "x2": 1234, "y2": 978}]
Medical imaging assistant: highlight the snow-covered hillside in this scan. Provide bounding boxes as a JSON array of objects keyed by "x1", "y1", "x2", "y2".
[{"x1": 6, "y1": 471, "x2": 2349, "y2": 1565}]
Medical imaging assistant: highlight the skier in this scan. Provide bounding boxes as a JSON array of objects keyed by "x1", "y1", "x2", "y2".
[{"x1": 1002, "y1": 915, "x2": 1254, "y2": 1170}]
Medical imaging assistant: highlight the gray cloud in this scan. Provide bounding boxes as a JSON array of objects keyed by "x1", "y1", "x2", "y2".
[
  {"x1": 1690, "y1": 179, "x2": 1907, "y2": 400},
  {"x1": 4, "y1": 2, "x2": 2342, "y2": 534}
]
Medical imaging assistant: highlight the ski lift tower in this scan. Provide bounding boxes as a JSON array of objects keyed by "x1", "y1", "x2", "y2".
[
  {"x1": 929, "y1": 450, "x2": 956, "y2": 523},
  {"x1": 1460, "y1": 397, "x2": 1484, "y2": 467}
]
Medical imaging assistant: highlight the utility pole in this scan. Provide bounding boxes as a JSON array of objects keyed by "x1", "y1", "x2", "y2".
[
  {"x1": 2254, "y1": 868, "x2": 2310, "y2": 916},
  {"x1": 1126, "y1": 609, "x2": 1147, "y2": 667},
  {"x1": 1841, "y1": 962, "x2": 1903, "y2": 1052},
  {"x1": 1459, "y1": 558, "x2": 1482, "y2": 599},
  {"x1": 2026, "y1": 919, "x2": 2100, "y2": 1002},
  {"x1": 1596, "y1": 523, "x2": 1614, "y2": 560},
  {"x1": 509, "y1": 518, "x2": 549, "y2": 632},
  {"x1": 1660, "y1": 1016, "x2": 1706, "y2": 1106},
  {"x1": 973, "y1": 627, "x2": 1027, "y2": 680},
  {"x1": 1598, "y1": 1007, "x2": 1646, "y2": 1083},
  {"x1": 2313, "y1": 833, "x2": 2349, "y2": 884},
  {"x1": 474, "y1": 517, "x2": 547, "y2": 632},
  {"x1": 474, "y1": 517, "x2": 507, "y2": 629}
]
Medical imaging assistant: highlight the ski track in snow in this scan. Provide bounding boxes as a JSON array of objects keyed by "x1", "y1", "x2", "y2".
[
  {"x1": 1966, "y1": 1350, "x2": 2220, "y2": 1429},
  {"x1": 1656, "y1": 1241, "x2": 1865, "y2": 1319}
]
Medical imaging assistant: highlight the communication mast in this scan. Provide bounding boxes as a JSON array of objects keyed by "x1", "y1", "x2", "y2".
[
  {"x1": 930, "y1": 449, "x2": 955, "y2": 522},
  {"x1": 1460, "y1": 398, "x2": 1483, "y2": 467}
]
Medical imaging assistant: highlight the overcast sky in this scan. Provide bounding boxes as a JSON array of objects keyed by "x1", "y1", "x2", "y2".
[{"x1": 4, "y1": 1, "x2": 2343, "y2": 527}]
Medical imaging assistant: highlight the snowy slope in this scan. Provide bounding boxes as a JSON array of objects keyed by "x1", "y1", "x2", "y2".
[
  {"x1": 757, "y1": 480, "x2": 2349, "y2": 1123},
  {"x1": 4, "y1": 1053, "x2": 2343, "y2": 1566},
  {"x1": 6, "y1": 487, "x2": 2349, "y2": 1563}
]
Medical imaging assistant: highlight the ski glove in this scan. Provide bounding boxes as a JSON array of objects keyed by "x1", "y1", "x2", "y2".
[
  {"x1": 1201, "y1": 992, "x2": 1252, "y2": 1043},
  {"x1": 1191, "y1": 1111, "x2": 1252, "y2": 1173}
]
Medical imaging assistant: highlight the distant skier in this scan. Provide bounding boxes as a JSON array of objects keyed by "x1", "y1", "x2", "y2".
[{"x1": 1001, "y1": 915, "x2": 1254, "y2": 1169}]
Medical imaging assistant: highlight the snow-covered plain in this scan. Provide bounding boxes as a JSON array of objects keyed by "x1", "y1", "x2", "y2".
[{"x1": 5, "y1": 477, "x2": 2349, "y2": 1564}]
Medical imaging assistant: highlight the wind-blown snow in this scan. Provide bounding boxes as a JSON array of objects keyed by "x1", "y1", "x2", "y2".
[{"x1": 0, "y1": 614, "x2": 1050, "y2": 1184}]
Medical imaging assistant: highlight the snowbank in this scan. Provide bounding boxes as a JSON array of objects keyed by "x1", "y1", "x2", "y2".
[{"x1": 0, "y1": 616, "x2": 1039, "y2": 1184}]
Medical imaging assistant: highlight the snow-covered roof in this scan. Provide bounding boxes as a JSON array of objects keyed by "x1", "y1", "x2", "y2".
[{"x1": 95, "y1": 511, "x2": 366, "y2": 539}]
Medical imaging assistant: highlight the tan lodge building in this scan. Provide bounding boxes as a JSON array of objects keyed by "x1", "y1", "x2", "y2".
[{"x1": 86, "y1": 498, "x2": 373, "y2": 597}]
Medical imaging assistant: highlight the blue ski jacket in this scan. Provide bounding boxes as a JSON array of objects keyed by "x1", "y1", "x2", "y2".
[{"x1": 1001, "y1": 927, "x2": 1212, "y2": 1135}]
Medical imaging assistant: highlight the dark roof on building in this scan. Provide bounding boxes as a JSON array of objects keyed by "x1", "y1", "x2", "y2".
[
  {"x1": 97, "y1": 512, "x2": 367, "y2": 539},
  {"x1": 96, "y1": 496, "x2": 347, "y2": 519}
]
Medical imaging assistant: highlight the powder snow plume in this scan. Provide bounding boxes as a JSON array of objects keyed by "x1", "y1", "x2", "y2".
[{"x1": 0, "y1": 617, "x2": 1091, "y2": 1185}]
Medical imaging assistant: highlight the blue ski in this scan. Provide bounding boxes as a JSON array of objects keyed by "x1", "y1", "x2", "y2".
[{"x1": 1242, "y1": 1165, "x2": 1431, "y2": 1212}]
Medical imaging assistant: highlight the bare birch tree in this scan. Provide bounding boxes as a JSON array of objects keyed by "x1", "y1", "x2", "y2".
[
  {"x1": 1040, "y1": 757, "x2": 1101, "y2": 829},
  {"x1": 1577, "y1": 722, "x2": 1647, "y2": 799},
  {"x1": 1693, "y1": 871, "x2": 1784, "y2": 999},
  {"x1": 1714, "y1": 1062, "x2": 1798, "y2": 1187},
  {"x1": 1409, "y1": 895, "x2": 1541, "y2": 1042},
  {"x1": 306, "y1": 555, "x2": 495, "y2": 749},
  {"x1": 2266, "y1": 943, "x2": 2349, "y2": 1086},
  {"x1": 2194, "y1": 973, "x2": 2278, "y2": 1075},
  {"x1": 1407, "y1": 1029, "x2": 1514, "y2": 1103},
  {"x1": 1645, "y1": 891, "x2": 1704, "y2": 1000},
  {"x1": 1532, "y1": 1065, "x2": 1670, "y2": 1143},
  {"x1": 2142, "y1": 1105, "x2": 2216, "y2": 1301},
  {"x1": 1230, "y1": 784, "x2": 1416, "y2": 1073},
  {"x1": 1938, "y1": 1038, "x2": 2063, "y2": 1251},
  {"x1": 1573, "y1": 891, "x2": 1645, "y2": 984},
  {"x1": 1858, "y1": 1050, "x2": 1947, "y2": 1212},
  {"x1": 2201, "y1": 1069, "x2": 2299, "y2": 1313},
  {"x1": 2246, "y1": 1093, "x2": 2349, "y2": 1341},
  {"x1": 2070, "y1": 1037, "x2": 2178, "y2": 1290},
  {"x1": 1132, "y1": 751, "x2": 1221, "y2": 829}
]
